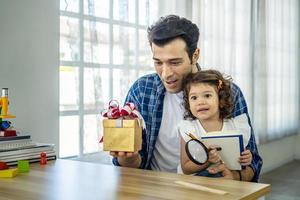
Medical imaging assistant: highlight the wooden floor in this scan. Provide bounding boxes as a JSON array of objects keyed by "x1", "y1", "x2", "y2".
[{"x1": 260, "y1": 160, "x2": 300, "y2": 200}]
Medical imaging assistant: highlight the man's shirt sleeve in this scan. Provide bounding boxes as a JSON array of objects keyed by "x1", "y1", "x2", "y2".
[
  {"x1": 232, "y1": 83, "x2": 263, "y2": 182},
  {"x1": 112, "y1": 79, "x2": 148, "y2": 168}
]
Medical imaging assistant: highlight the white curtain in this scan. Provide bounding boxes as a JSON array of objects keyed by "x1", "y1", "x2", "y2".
[
  {"x1": 261, "y1": 0, "x2": 299, "y2": 142},
  {"x1": 191, "y1": 0, "x2": 299, "y2": 143}
]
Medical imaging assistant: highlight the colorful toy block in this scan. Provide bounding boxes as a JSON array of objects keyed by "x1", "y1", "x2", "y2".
[
  {"x1": 17, "y1": 160, "x2": 30, "y2": 173},
  {"x1": 40, "y1": 152, "x2": 47, "y2": 165},
  {"x1": 0, "y1": 161, "x2": 9, "y2": 170},
  {"x1": 0, "y1": 168, "x2": 18, "y2": 178}
]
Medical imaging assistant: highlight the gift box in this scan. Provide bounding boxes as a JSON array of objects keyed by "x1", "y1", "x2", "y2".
[{"x1": 102, "y1": 118, "x2": 142, "y2": 152}]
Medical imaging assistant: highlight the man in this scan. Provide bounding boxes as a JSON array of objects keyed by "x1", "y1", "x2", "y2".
[{"x1": 110, "y1": 15, "x2": 262, "y2": 182}]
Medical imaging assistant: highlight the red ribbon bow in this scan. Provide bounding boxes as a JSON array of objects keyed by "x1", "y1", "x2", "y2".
[
  {"x1": 100, "y1": 100, "x2": 140, "y2": 144},
  {"x1": 101, "y1": 100, "x2": 138, "y2": 119}
]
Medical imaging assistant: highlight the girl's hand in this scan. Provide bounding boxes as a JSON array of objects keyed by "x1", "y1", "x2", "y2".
[
  {"x1": 239, "y1": 149, "x2": 252, "y2": 166},
  {"x1": 208, "y1": 145, "x2": 221, "y2": 164}
]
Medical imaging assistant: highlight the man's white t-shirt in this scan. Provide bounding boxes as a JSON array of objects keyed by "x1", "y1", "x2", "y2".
[{"x1": 150, "y1": 91, "x2": 184, "y2": 172}]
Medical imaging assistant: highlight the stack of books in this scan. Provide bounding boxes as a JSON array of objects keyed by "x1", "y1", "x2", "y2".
[{"x1": 0, "y1": 134, "x2": 56, "y2": 166}]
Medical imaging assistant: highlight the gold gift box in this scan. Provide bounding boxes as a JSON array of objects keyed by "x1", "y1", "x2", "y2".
[{"x1": 102, "y1": 119, "x2": 142, "y2": 152}]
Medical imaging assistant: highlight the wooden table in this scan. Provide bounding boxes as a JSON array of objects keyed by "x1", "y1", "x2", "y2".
[{"x1": 0, "y1": 159, "x2": 270, "y2": 200}]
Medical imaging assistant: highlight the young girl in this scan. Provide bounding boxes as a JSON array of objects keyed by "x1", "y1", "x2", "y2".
[{"x1": 177, "y1": 70, "x2": 252, "y2": 178}]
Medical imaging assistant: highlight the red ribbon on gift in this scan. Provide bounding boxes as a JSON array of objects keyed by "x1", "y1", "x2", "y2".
[
  {"x1": 99, "y1": 100, "x2": 142, "y2": 143},
  {"x1": 101, "y1": 100, "x2": 138, "y2": 119}
]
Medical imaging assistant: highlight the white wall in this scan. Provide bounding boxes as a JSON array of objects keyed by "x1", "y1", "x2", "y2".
[
  {"x1": 295, "y1": 133, "x2": 300, "y2": 159},
  {"x1": 259, "y1": 134, "x2": 299, "y2": 174},
  {"x1": 0, "y1": 1, "x2": 59, "y2": 149}
]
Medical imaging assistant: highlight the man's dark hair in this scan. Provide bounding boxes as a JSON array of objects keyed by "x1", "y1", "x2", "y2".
[{"x1": 147, "y1": 15, "x2": 199, "y2": 62}]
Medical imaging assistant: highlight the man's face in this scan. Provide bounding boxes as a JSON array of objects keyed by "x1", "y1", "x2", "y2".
[
  {"x1": 151, "y1": 38, "x2": 198, "y2": 93},
  {"x1": 188, "y1": 83, "x2": 220, "y2": 121}
]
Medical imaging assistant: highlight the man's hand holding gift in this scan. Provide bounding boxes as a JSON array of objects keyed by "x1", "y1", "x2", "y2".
[{"x1": 100, "y1": 101, "x2": 144, "y2": 168}]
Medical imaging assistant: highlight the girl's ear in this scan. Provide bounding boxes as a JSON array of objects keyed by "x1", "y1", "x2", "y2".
[{"x1": 192, "y1": 48, "x2": 200, "y2": 64}]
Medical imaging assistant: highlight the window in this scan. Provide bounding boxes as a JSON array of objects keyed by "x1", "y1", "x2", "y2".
[{"x1": 59, "y1": 0, "x2": 158, "y2": 157}]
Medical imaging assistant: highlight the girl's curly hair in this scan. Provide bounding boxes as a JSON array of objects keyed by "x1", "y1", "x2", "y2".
[{"x1": 182, "y1": 69, "x2": 234, "y2": 120}]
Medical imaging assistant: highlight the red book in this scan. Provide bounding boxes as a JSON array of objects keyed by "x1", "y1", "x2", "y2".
[{"x1": 0, "y1": 130, "x2": 17, "y2": 137}]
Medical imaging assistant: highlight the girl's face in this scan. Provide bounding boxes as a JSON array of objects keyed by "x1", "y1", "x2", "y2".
[{"x1": 188, "y1": 83, "x2": 220, "y2": 121}]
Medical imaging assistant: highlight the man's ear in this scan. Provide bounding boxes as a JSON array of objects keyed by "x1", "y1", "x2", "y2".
[{"x1": 192, "y1": 48, "x2": 200, "y2": 64}]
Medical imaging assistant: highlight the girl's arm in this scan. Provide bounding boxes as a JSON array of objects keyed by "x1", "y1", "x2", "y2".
[{"x1": 180, "y1": 137, "x2": 210, "y2": 174}]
